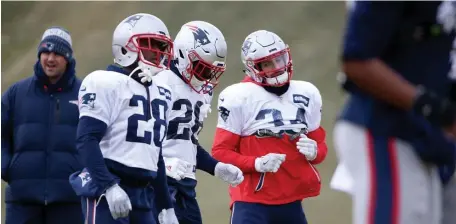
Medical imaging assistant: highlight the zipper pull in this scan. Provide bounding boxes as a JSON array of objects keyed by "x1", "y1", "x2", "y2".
[{"x1": 55, "y1": 98, "x2": 61, "y2": 123}]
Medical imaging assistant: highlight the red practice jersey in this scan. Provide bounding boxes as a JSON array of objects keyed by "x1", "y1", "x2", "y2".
[{"x1": 212, "y1": 78, "x2": 327, "y2": 207}]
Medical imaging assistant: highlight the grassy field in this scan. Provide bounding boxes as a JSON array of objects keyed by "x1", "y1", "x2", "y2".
[{"x1": 1, "y1": 2, "x2": 351, "y2": 223}]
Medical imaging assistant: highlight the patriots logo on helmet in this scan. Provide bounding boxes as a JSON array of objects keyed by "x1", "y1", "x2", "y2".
[
  {"x1": 78, "y1": 171, "x2": 92, "y2": 187},
  {"x1": 218, "y1": 106, "x2": 230, "y2": 122},
  {"x1": 124, "y1": 15, "x2": 143, "y2": 27},
  {"x1": 80, "y1": 93, "x2": 96, "y2": 109},
  {"x1": 242, "y1": 39, "x2": 252, "y2": 56},
  {"x1": 186, "y1": 25, "x2": 211, "y2": 48}
]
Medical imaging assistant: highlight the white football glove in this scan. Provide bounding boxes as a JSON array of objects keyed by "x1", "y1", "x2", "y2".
[
  {"x1": 297, "y1": 134, "x2": 317, "y2": 161},
  {"x1": 105, "y1": 184, "x2": 132, "y2": 219},
  {"x1": 254, "y1": 153, "x2": 286, "y2": 173},
  {"x1": 214, "y1": 162, "x2": 244, "y2": 187},
  {"x1": 137, "y1": 70, "x2": 154, "y2": 83},
  {"x1": 128, "y1": 66, "x2": 156, "y2": 84},
  {"x1": 199, "y1": 103, "x2": 212, "y2": 120},
  {"x1": 164, "y1": 157, "x2": 191, "y2": 181},
  {"x1": 158, "y1": 208, "x2": 179, "y2": 224}
]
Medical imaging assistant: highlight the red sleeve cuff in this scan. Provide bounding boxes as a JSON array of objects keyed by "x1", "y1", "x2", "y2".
[{"x1": 307, "y1": 126, "x2": 328, "y2": 165}]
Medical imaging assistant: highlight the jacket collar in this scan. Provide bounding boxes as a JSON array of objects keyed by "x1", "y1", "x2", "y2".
[{"x1": 33, "y1": 59, "x2": 76, "y2": 93}]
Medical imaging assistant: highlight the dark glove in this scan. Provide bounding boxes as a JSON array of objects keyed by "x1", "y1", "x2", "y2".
[{"x1": 412, "y1": 86, "x2": 456, "y2": 129}]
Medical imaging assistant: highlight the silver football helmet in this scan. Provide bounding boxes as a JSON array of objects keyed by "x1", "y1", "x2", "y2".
[
  {"x1": 112, "y1": 13, "x2": 173, "y2": 76},
  {"x1": 173, "y1": 21, "x2": 227, "y2": 93},
  {"x1": 241, "y1": 30, "x2": 293, "y2": 87}
]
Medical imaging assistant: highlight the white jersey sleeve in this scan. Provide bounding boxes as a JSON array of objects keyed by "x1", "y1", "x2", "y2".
[
  {"x1": 216, "y1": 85, "x2": 245, "y2": 135},
  {"x1": 306, "y1": 83, "x2": 323, "y2": 132},
  {"x1": 78, "y1": 71, "x2": 119, "y2": 125}
]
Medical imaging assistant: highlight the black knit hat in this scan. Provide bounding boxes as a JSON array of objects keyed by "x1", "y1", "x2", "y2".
[{"x1": 37, "y1": 26, "x2": 73, "y2": 62}]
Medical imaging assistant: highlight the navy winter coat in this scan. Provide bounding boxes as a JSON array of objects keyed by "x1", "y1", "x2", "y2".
[{"x1": 1, "y1": 60, "x2": 82, "y2": 204}]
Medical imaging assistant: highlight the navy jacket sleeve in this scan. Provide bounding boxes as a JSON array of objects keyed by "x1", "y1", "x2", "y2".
[
  {"x1": 343, "y1": 1, "x2": 405, "y2": 60},
  {"x1": 1, "y1": 85, "x2": 15, "y2": 182},
  {"x1": 77, "y1": 116, "x2": 118, "y2": 192},
  {"x1": 196, "y1": 143, "x2": 219, "y2": 176},
  {"x1": 152, "y1": 147, "x2": 172, "y2": 211}
]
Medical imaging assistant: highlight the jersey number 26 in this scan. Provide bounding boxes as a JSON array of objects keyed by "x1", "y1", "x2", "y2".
[{"x1": 167, "y1": 99, "x2": 203, "y2": 144}]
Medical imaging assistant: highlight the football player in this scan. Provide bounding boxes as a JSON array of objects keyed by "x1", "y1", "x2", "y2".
[
  {"x1": 212, "y1": 30, "x2": 328, "y2": 224},
  {"x1": 69, "y1": 13, "x2": 178, "y2": 224},
  {"x1": 331, "y1": 1, "x2": 456, "y2": 224},
  {"x1": 154, "y1": 20, "x2": 244, "y2": 224}
]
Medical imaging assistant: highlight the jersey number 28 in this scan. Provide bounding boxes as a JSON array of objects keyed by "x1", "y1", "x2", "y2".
[{"x1": 126, "y1": 95, "x2": 168, "y2": 147}]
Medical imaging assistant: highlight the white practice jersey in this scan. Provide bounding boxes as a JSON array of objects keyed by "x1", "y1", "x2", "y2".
[
  {"x1": 154, "y1": 70, "x2": 213, "y2": 180},
  {"x1": 78, "y1": 70, "x2": 173, "y2": 172},
  {"x1": 217, "y1": 80, "x2": 322, "y2": 137}
]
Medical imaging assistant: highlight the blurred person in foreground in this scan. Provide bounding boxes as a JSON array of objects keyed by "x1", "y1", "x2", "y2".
[
  {"x1": 441, "y1": 2, "x2": 456, "y2": 224},
  {"x1": 212, "y1": 30, "x2": 328, "y2": 224},
  {"x1": 330, "y1": 1, "x2": 456, "y2": 224},
  {"x1": 1, "y1": 26, "x2": 83, "y2": 224}
]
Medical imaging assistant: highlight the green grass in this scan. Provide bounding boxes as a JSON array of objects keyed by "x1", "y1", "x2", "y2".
[{"x1": 1, "y1": 2, "x2": 351, "y2": 223}]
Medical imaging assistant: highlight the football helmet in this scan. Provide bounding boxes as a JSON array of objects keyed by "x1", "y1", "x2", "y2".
[
  {"x1": 173, "y1": 21, "x2": 227, "y2": 93},
  {"x1": 112, "y1": 13, "x2": 173, "y2": 76},
  {"x1": 241, "y1": 30, "x2": 293, "y2": 87}
]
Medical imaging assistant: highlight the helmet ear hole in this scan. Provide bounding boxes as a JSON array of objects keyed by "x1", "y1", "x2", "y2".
[
  {"x1": 255, "y1": 63, "x2": 263, "y2": 71},
  {"x1": 179, "y1": 49, "x2": 185, "y2": 59},
  {"x1": 121, "y1": 47, "x2": 128, "y2": 55}
]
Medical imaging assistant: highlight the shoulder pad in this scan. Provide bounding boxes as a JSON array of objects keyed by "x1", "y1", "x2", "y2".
[
  {"x1": 81, "y1": 70, "x2": 125, "y2": 91},
  {"x1": 291, "y1": 80, "x2": 321, "y2": 96},
  {"x1": 218, "y1": 82, "x2": 254, "y2": 106}
]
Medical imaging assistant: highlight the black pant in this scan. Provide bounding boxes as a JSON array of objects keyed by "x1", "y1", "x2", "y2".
[{"x1": 5, "y1": 202, "x2": 83, "y2": 224}]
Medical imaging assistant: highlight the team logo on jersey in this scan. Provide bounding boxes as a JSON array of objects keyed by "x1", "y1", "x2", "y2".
[
  {"x1": 293, "y1": 94, "x2": 310, "y2": 107},
  {"x1": 157, "y1": 86, "x2": 172, "y2": 100},
  {"x1": 438, "y1": 1, "x2": 456, "y2": 34},
  {"x1": 203, "y1": 85, "x2": 213, "y2": 96},
  {"x1": 218, "y1": 106, "x2": 230, "y2": 122},
  {"x1": 437, "y1": 1, "x2": 456, "y2": 80},
  {"x1": 80, "y1": 93, "x2": 96, "y2": 109},
  {"x1": 78, "y1": 171, "x2": 92, "y2": 187},
  {"x1": 186, "y1": 25, "x2": 211, "y2": 48}
]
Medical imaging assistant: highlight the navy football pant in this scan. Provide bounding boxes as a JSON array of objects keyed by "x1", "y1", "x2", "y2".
[
  {"x1": 5, "y1": 202, "x2": 83, "y2": 224},
  {"x1": 81, "y1": 182, "x2": 157, "y2": 224},
  {"x1": 82, "y1": 196, "x2": 156, "y2": 224},
  {"x1": 153, "y1": 184, "x2": 202, "y2": 224},
  {"x1": 171, "y1": 190, "x2": 202, "y2": 224},
  {"x1": 230, "y1": 200, "x2": 308, "y2": 224}
]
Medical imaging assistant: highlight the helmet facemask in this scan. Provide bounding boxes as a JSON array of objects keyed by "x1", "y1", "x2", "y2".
[
  {"x1": 184, "y1": 50, "x2": 226, "y2": 94},
  {"x1": 246, "y1": 47, "x2": 293, "y2": 87},
  {"x1": 126, "y1": 33, "x2": 173, "y2": 75}
]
